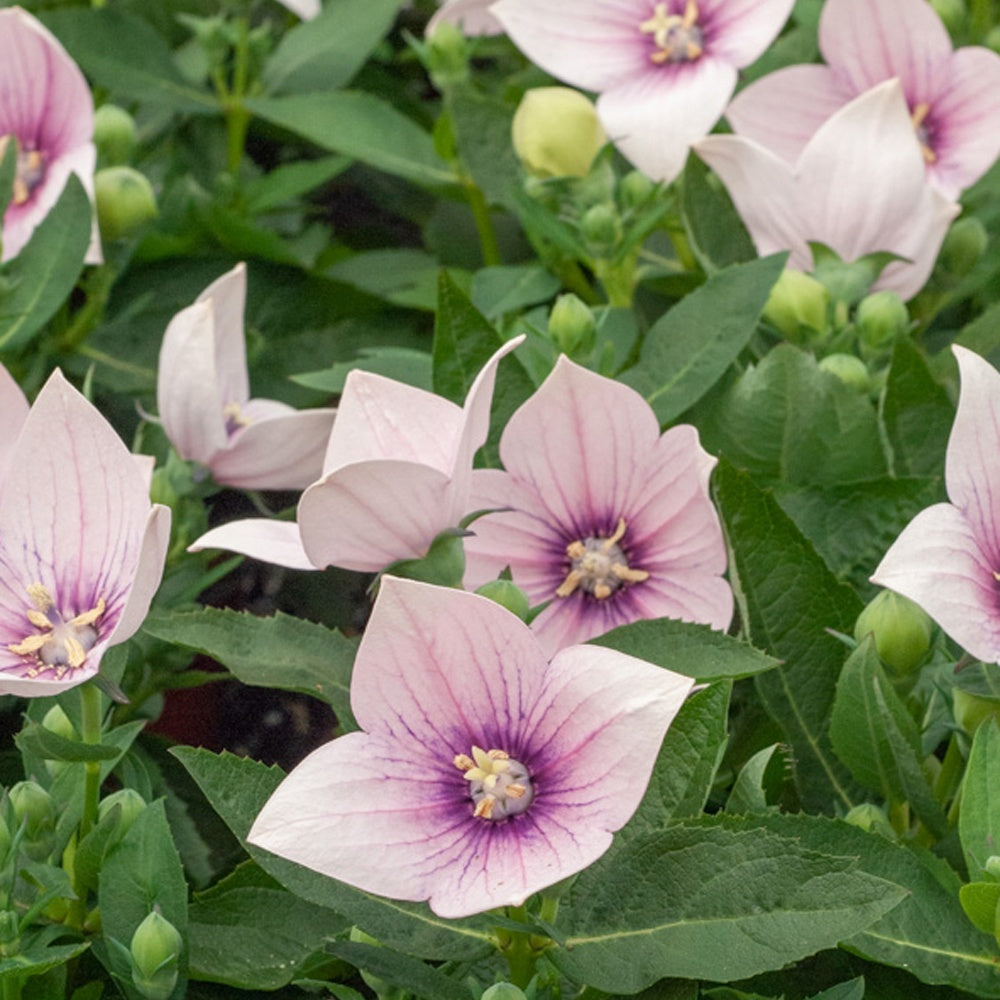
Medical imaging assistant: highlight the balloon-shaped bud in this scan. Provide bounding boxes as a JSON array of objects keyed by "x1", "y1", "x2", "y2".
[{"x1": 512, "y1": 87, "x2": 607, "y2": 179}]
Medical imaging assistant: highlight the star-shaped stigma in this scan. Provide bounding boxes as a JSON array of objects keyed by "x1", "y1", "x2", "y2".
[{"x1": 8, "y1": 584, "x2": 106, "y2": 678}]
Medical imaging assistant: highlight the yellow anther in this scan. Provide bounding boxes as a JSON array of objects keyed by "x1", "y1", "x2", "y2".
[
  {"x1": 27, "y1": 584, "x2": 54, "y2": 611},
  {"x1": 8, "y1": 634, "x2": 48, "y2": 656},
  {"x1": 474, "y1": 797, "x2": 496, "y2": 819},
  {"x1": 223, "y1": 401, "x2": 252, "y2": 428},
  {"x1": 70, "y1": 596, "x2": 106, "y2": 629},
  {"x1": 641, "y1": 0, "x2": 700, "y2": 63},
  {"x1": 602, "y1": 517, "x2": 627, "y2": 552},
  {"x1": 506, "y1": 784, "x2": 526, "y2": 799},
  {"x1": 556, "y1": 569, "x2": 583, "y2": 598},
  {"x1": 453, "y1": 753, "x2": 475, "y2": 771},
  {"x1": 593, "y1": 583, "x2": 612, "y2": 600},
  {"x1": 27, "y1": 610, "x2": 53, "y2": 630},
  {"x1": 64, "y1": 635, "x2": 87, "y2": 669},
  {"x1": 612, "y1": 564, "x2": 651, "y2": 584}
]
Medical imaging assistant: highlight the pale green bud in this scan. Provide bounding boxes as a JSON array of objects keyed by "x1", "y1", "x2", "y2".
[
  {"x1": 475, "y1": 579, "x2": 531, "y2": 623},
  {"x1": 618, "y1": 170, "x2": 655, "y2": 210},
  {"x1": 985, "y1": 856, "x2": 1000, "y2": 879},
  {"x1": 854, "y1": 590, "x2": 933, "y2": 675},
  {"x1": 953, "y1": 689, "x2": 1000, "y2": 735},
  {"x1": 130, "y1": 910, "x2": 182, "y2": 1000},
  {"x1": 9, "y1": 781, "x2": 56, "y2": 860},
  {"x1": 818, "y1": 353, "x2": 871, "y2": 392},
  {"x1": 762, "y1": 269, "x2": 829, "y2": 342},
  {"x1": 843, "y1": 802, "x2": 895, "y2": 839},
  {"x1": 425, "y1": 21, "x2": 469, "y2": 89},
  {"x1": 548, "y1": 293, "x2": 596, "y2": 358},
  {"x1": 98, "y1": 789, "x2": 147, "y2": 842},
  {"x1": 0, "y1": 910, "x2": 18, "y2": 958},
  {"x1": 93, "y1": 105, "x2": 137, "y2": 166},
  {"x1": 481, "y1": 986, "x2": 529, "y2": 1000},
  {"x1": 942, "y1": 216, "x2": 988, "y2": 278},
  {"x1": 580, "y1": 202, "x2": 621, "y2": 254},
  {"x1": 42, "y1": 704, "x2": 78, "y2": 778},
  {"x1": 856, "y1": 290, "x2": 909, "y2": 357},
  {"x1": 512, "y1": 87, "x2": 607, "y2": 179},
  {"x1": 95, "y1": 167, "x2": 158, "y2": 242}
]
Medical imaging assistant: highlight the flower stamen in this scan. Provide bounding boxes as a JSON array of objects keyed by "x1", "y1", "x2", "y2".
[
  {"x1": 640, "y1": 0, "x2": 703, "y2": 64},
  {"x1": 1, "y1": 137, "x2": 47, "y2": 206},
  {"x1": 8, "y1": 584, "x2": 106, "y2": 678},
  {"x1": 222, "y1": 401, "x2": 252, "y2": 435},
  {"x1": 910, "y1": 102, "x2": 937, "y2": 164},
  {"x1": 556, "y1": 517, "x2": 649, "y2": 600},
  {"x1": 455, "y1": 744, "x2": 534, "y2": 821}
]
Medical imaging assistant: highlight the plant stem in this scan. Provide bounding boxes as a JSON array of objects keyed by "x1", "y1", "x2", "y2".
[
  {"x1": 58, "y1": 264, "x2": 118, "y2": 354},
  {"x1": 79, "y1": 682, "x2": 104, "y2": 844},
  {"x1": 225, "y1": 17, "x2": 252, "y2": 177},
  {"x1": 499, "y1": 905, "x2": 540, "y2": 990},
  {"x1": 463, "y1": 175, "x2": 501, "y2": 267}
]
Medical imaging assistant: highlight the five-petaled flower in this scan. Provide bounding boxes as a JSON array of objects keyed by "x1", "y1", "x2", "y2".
[
  {"x1": 490, "y1": 0, "x2": 794, "y2": 183},
  {"x1": 0, "y1": 371, "x2": 170, "y2": 697},
  {"x1": 726, "y1": 0, "x2": 1000, "y2": 200},
  {"x1": 157, "y1": 263, "x2": 336, "y2": 491},
  {"x1": 872, "y1": 346, "x2": 1000, "y2": 665},
  {"x1": 0, "y1": 7, "x2": 101, "y2": 263},
  {"x1": 248, "y1": 576, "x2": 694, "y2": 918},
  {"x1": 463, "y1": 356, "x2": 733, "y2": 655}
]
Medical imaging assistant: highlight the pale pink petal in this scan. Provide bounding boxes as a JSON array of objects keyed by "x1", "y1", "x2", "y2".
[
  {"x1": 209, "y1": 406, "x2": 336, "y2": 490},
  {"x1": 157, "y1": 300, "x2": 228, "y2": 466},
  {"x1": 701, "y1": 0, "x2": 795, "y2": 66},
  {"x1": 132, "y1": 455, "x2": 155, "y2": 493},
  {"x1": 427, "y1": 0, "x2": 504, "y2": 36},
  {"x1": 196, "y1": 264, "x2": 250, "y2": 408},
  {"x1": 190, "y1": 519, "x2": 317, "y2": 571},
  {"x1": 530, "y1": 592, "x2": 634, "y2": 655},
  {"x1": 871, "y1": 504, "x2": 1000, "y2": 665},
  {"x1": 726, "y1": 65, "x2": 852, "y2": 163},
  {"x1": 275, "y1": 0, "x2": 321, "y2": 17},
  {"x1": 0, "y1": 363, "x2": 28, "y2": 478}
]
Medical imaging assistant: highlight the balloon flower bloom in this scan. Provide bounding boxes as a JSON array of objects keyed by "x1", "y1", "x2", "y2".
[
  {"x1": 157, "y1": 263, "x2": 335, "y2": 491},
  {"x1": 0, "y1": 7, "x2": 101, "y2": 263},
  {"x1": 0, "y1": 372, "x2": 170, "y2": 697},
  {"x1": 491, "y1": 0, "x2": 794, "y2": 183},
  {"x1": 464, "y1": 357, "x2": 733, "y2": 655},
  {"x1": 428, "y1": 0, "x2": 503, "y2": 36},
  {"x1": 872, "y1": 347, "x2": 1000, "y2": 665},
  {"x1": 249, "y1": 577, "x2": 694, "y2": 918},
  {"x1": 726, "y1": 0, "x2": 1000, "y2": 199}
]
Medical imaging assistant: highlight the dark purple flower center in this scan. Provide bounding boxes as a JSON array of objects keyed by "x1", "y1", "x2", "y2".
[
  {"x1": 454, "y1": 746, "x2": 534, "y2": 821},
  {"x1": 910, "y1": 102, "x2": 937, "y2": 165},
  {"x1": 640, "y1": 0, "x2": 704, "y2": 64},
  {"x1": 13, "y1": 145, "x2": 47, "y2": 206},
  {"x1": 556, "y1": 517, "x2": 649, "y2": 601}
]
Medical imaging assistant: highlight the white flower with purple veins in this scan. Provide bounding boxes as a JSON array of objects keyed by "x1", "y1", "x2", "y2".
[
  {"x1": 0, "y1": 372, "x2": 170, "y2": 697},
  {"x1": 726, "y1": 0, "x2": 1000, "y2": 199},
  {"x1": 157, "y1": 263, "x2": 336, "y2": 491},
  {"x1": 249, "y1": 577, "x2": 694, "y2": 918},
  {"x1": 427, "y1": 0, "x2": 503, "y2": 36},
  {"x1": 0, "y1": 8, "x2": 102, "y2": 263},
  {"x1": 490, "y1": 0, "x2": 795, "y2": 183}
]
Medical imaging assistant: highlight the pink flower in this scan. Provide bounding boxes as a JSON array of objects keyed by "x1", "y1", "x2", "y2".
[
  {"x1": 0, "y1": 371, "x2": 170, "y2": 697},
  {"x1": 696, "y1": 80, "x2": 960, "y2": 301},
  {"x1": 427, "y1": 0, "x2": 503, "y2": 37},
  {"x1": 248, "y1": 576, "x2": 694, "y2": 918},
  {"x1": 157, "y1": 263, "x2": 335, "y2": 491},
  {"x1": 0, "y1": 363, "x2": 28, "y2": 480},
  {"x1": 0, "y1": 7, "x2": 101, "y2": 264},
  {"x1": 872, "y1": 346, "x2": 1000, "y2": 664},
  {"x1": 190, "y1": 338, "x2": 522, "y2": 573},
  {"x1": 490, "y1": 0, "x2": 794, "y2": 182},
  {"x1": 464, "y1": 356, "x2": 732, "y2": 656},
  {"x1": 726, "y1": 0, "x2": 1000, "y2": 199}
]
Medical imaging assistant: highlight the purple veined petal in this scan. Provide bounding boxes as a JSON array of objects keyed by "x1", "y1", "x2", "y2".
[
  {"x1": 529, "y1": 591, "x2": 634, "y2": 655},
  {"x1": 209, "y1": 406, "x2": 336, "y2": 490},
  {"x1": 350, "y1": 577, "x2": 550, "y2": 757},
  {"x1": 157, "y1": 300, "x2": 228, "y2": 466},
  {"x1": 492, "y1": 0, "x2": 651, "y2": 93},
  {"x1": 726, "y1": 64, "x2": 852, "y2": 163},
  {"x1": 427, "y1": 0, "x2": 504, "y2": 36},
  {"x1": 298, "y1": 460, "x2": 458, "y2": 572},
  {"x1": 189, "y1": 518, "x2": 318, "y2": 571},
  {"x1": 700, "y1": 0, "x2": 795, "y2": 67},
  {"x1": 598, "y1": 55, "x2": 737, "y2": 183},
  {"x1": 196, "y1": 263, "x2": 250, "y2": 409},
  {"x1": 871, "y1": 503, "x2": 1000, "y2": 665},
  {"x1": 0, "y1": 363, "x2": 28, "y2": 478}
]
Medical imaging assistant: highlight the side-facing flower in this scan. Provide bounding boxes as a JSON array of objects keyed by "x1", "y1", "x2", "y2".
[
  {"x1": 0, "y1": 372, "x2": 170, "y2": 697},
  {"x1": 0, "y1": 7, "x2": 101, "y2": 263},
  {"x1": 872, "y1": 346, "x2": 1000, "y2": 664},
  {"x1": 491, "y1": 0, "x2": 794, "y2": 183},
  {"x1": 157, "y1": 263, "x2": 335, "y2": 491},
  {"x1": 464, "y1": 356, "x2": 732, "y2": 655},
  {"x1": 248, "y1": 577, "x2": 694, "y2": 918},
  {"x1": 696, "y1": 80, "x2": 960, "y2": 301},
  {"x1": 427, "y1": 0, "x2": 503, "y2": 36},
  {"x1": 191, "y1": 338, "x2": 522, "y2": 573},
  {"x1": 0, "y1": 363, "x2": 28, "y2": 479},
  {"x1": 725, "y1": 0, "x2": 1000, "y2": 199}
]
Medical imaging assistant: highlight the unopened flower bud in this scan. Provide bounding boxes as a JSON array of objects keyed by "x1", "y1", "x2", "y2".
[
  {"x1": 843, "y1": 802, "x2": 895, "y2": 839},
  {"x1": 98, "y1": 789, "x2": 147, "y2": 843},
  {"x1": 856, "y1": 290, "x2": 909, "y2": 357},
  {"x1": 762, "y1": 269, "x2": 829, "y2": 343},
  {"x1": 0, "y1": 910, "x2": 19, "y2": 958},
  {"x1": 9, "y1": 781, "x2": 56, "y2": 860},
  {"x1": 512, "y1": 87, "x2": 606, "y2": 179},
  {"x1": 930, "y1": 0, "x2": 966, "y2": 34},
  {"x1": 953, "y1": 689, "x2": 1000, "y2": 735},
  {"x1": 618, "y1": 170, "x2": 655, "y2": 210},
  {"x1": 425, "y1": 21, "x2": 469, "y2": 89},
  {"x1": 95, "y1": 167, "x2": 158, "y2": 242},
  {"x1": 130, "y1": 910, "x2": 182, "y2": 1000},
  {"x1": 941, "y1": 216, "x2": 988, "y2": 278},
  {"x1": 475, "y1": 579, "x2": 531, "y2": 623},
  {"x1": 93, "y1": 104, "x2": 137, "y2": 166},
  {"x1": 580, "y1": 202, "x2": 621, "y2": 254},
  {"x1": 41, "y1": 704, "x2": 79, "y2": 778},
  {"x1": 854, "y1": 590, "x2": 933, "y2": 675},
  {"x1": 819, "y1": 353, "x2": 871, "y2": 392},
  {"x1": 547, "y1": 293, "x2": 596, "y2": 358},
  {"x1": 481, "y1": 986, "x2": 529, "y2": 1000},
  {"x1": 985, "y1": 856, "x2": 1000, "y2": 879}
]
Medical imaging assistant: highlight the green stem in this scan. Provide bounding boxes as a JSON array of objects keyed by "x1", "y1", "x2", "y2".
[
  {"x1": 933, "y1": 733, "x2": 964, "y2": 813},
  {"x1": 78, "y1": 682, "x2": 104, "y2": 844},
  {"x1": 463, "y1": 177, "x2": 501, "y2": 267},
  {"x1": 499, "y1": 905, "x2": 539, "y2": 990},
  {"x1": 58, "y1": 264, "x2": 118, "y2": 353},
  {"x1": 1, "y1": 975, "x2": 23, "y2": 1000},
  {"x1": 225, "y1": 18, "x2": 252, "y2": 177}
]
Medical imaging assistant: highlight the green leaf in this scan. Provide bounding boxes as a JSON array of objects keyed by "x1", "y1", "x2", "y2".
[
  {"x1": 552, "y1": 818, "x2": 905, "y2": 993},
  {"x1": 681, "y1": 154, "x2": 757, "y2": 272},
  {"x1": 243, "y1": 155, "x2": 351, "y2": 214},
  {"x1": 448, "y1": 86, "x2": 521, "y2": 209},
  {"x1": 325, "y1": 941, "x2": 471, "y2": 1000},
  {"x1": 246, "y1": 92, "x2": 455, "y2": 188},
  {"x1": 15, "y1": 721, "x2": 121, "y2": 763},
  {"x1": 172, "y1": 748, "x2": 495, "y2": 962},
  {"x1": 0, "y1": 175, "x2": 91, "y2": 351},
  {"x1": 263, "y1": 0, "x2": 404, "y2": 94},
  {"x1": 590, "y1": 618, "x2": 779, "y2": 681},
  {"x1": 715, "y1": 461, "x2": 863, "y2": 812},
  {"x1": 326, "y1": 248, "x2": 455, "y2": 311},
  {"x1": 807, "y1": 978, "x2": 865, "y2": 1000},
  {"x1": 960, "y1": 719, "x2": 1000, "y2": 882},
  {"x1": 829, "y1": 638, "x2": 947, "y2": 839},
  {"x1": 293, "y1": 347, "x2": 434, "y2": 394},
  {"x1": 470, "y1": 264, "x2": 560, "y2": 320},
  {"x1": 0, "y1": 943, "x2": 89, "y2": 982},
  {"x1": 726, "y1": 744, "x2": 786, "y2": 815},
  {"x1": 959, "y1": 881, "x2": 1000, "y2": 936},
  {"x1": 142, "y1": 608, "x2": 357, "y2": 731},
  {"x1": 619, "y1": 255, "x2": 786, "y2": 425}
]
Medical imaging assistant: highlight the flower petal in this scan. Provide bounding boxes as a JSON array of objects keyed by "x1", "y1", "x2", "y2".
[
  {"x1": 275, "y1": 0, "x2": 321, "y2": 17},
  {"x1": 190, "y1": 518, "x2": 317, "y2": 571},
  {"x1": 196, "y1": 263, "x2": 250, "y2": 409},
  {"x1": 701, "y1": 0, "x2": 795, "y2": 66},
  {"x1": 0, "y1": 363, "x2": 28, "y2": 479},
  {"x1": 427, "y1": 0, "x2": 504, "y2": 36}
]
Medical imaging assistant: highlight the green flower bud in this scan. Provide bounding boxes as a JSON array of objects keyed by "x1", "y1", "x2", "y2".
[
  {"x1": 0, "y1": 910, "x2": 19, "y2": 958},
  {"x1": 818, "y1": 353, "x2": 871, "y2": 392},
  {"x1": 98, "y1": 789, "x2": 147, "y2": 842},
  {"x1": 475, "y1": 579, "x2": 531, "y2": 623},
  {"x1": 9, "y1": 781, "x2": 56, "y2": 861},
  {"x1": 843, "y1": 802, "x2": 895, "y2": 839},
  {"x1": 762, "y1": 269, "x2": 829, "y2": 343},
  {"x1": 95, "y1": 166, "x2": 157, "y2": 242},
  {"x1": 547, "y1": 293, "x2": 596, "y2": 358},
  {"x1": 985, "y1": 856, "x2": 1000, "y2": 879},
  {"x1": 349, "y1": 927, "x2": 406, "y2": 1000},
  {"x1": 481, "y1": 985, "x2": 529, "y2": 1000},
  {"x1": 618, "y1": 170, "x2": 655, "y2": 210},
  {"x1": 953, "y1": 689, "x2": 1000, "y2": 735},
  {"x1": 854, "y1": 590, "x2": 933, "y2": 675},
  {"x1": 580, "y1": 202, "x2": 621, "y2": 254},
  {"x1": 512, "y1": 87, "x2": 607, "y2": 180},
  {"x1": 41, "y1": 705, "x2": 77, "y2": 741},
  {"x1": 855, "y1": 290, "x2": 909, "y2": 357},
  {"x1": 930, "y1": 0, "x2": 966, "y2": 34},
  {"x1": 93, "y1": 104, "x2": 137, "y2": 166},
  {"x1": 941, "y1": 216, "x2": 988, "y2": 278},
  {"x1": 130, "y1": 910, "x2": 182, "y2": 1000},
  {"x1": 425, "y1": 21, "x2": 469, "y2": 89}
]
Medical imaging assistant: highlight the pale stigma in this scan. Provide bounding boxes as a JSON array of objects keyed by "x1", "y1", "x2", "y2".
[
  {"x1": 556, "y1": 517, "x2": 649, "y2": 601},
  {"x1": 454, "y1": 745, "x2": 534, "y2": 821}
]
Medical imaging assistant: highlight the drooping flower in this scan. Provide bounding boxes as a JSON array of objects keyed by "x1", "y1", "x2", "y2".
[
  {"x1": 0, "y1": 363, "x2": 28, "y2": 479},
  {"x1": 696, "y1": 80, "x2": 960, "y2": 301},
  {"x1": 190, "y1": 337, "x2": 523, "y2": 573},
  {"x1": 725, "y1": 0, "x2": 1000, "y2": 199},
  {"x1": 463, "y1": 356, "x2": 732, "y2": 655},
  {"x1": 0, "y1": 7, "x2": 101, "y2": 263},
  {"x1": 490, "y1": 0, "x2": 795, "y2": 183},
  {"x1": 427, "y1": 0, "x2": 503, "y2": 36},
  {"x1": 157, "y1": 263, "x2": 336, "y2": 491},
  {"x1": 0, "y1": 371, "x2": 170, "y2": 697},
  {"x1": 248, "y1": 576, "x2": 694, "y2": 918},
  {"x1": 872, "y1": 346, "x2": 1000, "y2": 665}
]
